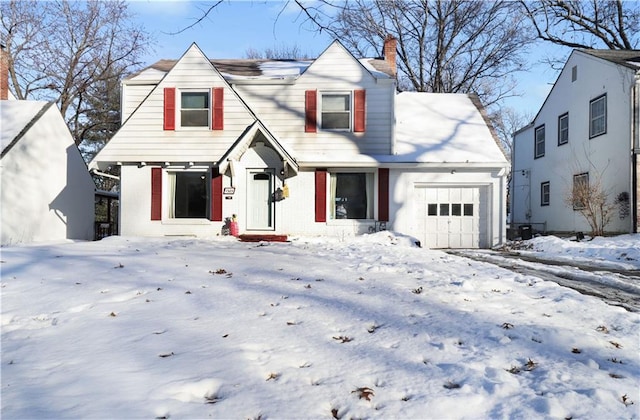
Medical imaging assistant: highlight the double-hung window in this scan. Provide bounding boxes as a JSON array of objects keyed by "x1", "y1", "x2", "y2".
[
  {"x1": 330, "y1": 172, "x2": 374, "y2": 219},
  {"x1": 541, "y1": 181, "x2": 550, "y2": 206},
  {"x1": 572, "y1": 173, "x2": 589, "y2": 210},
  {"x1": 534, "y1": 124, "x2": 545, "y2": 158},
  {"x1": 181, "y1": 91, "x2": 210, "y2": 127},
  {"x1": 169, "y1": 171, "x2": 208, "y2": 218},
  {"x1": 589, "y1": 94, "x2": 606, "y2": 138},
  {"x1": 558, "y1": 113, "x2": 569, "y2": 145},
  {"x1": 321, "y1": 93, "x2": 351, "y2": 130}
]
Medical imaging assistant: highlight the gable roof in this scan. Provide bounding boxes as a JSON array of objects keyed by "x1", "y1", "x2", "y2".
[
  {"x1": 579, "y1": 49, "x2": 640, "y2": 70},
  {"x1": 1, "y1": 101, "x2": 55, "y2": 158}
]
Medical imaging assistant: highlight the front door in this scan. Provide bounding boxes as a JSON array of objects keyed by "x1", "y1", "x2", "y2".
[{"x1": 247, "y1": 170, "x2": 274, "y2": 230}]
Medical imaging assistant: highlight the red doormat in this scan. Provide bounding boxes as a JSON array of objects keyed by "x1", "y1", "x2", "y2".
[{"x1": 238, "y1": 234, "x2": 289, "y2": 242}]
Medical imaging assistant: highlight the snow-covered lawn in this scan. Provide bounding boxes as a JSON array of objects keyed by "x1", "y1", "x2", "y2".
[{"x1": 2, "y1": 233, "x2": 639, "y2": 419}]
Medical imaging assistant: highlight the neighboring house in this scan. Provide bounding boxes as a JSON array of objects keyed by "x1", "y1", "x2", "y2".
[
  {"x1": 1, "y1": 101, "x2": 95, "y2": 245},
  {"x1": 90, "y1": 40, "x2": 508, "y2": 248},
  {"x1": 511, "y1": 49, "x2": 640, "y2": 235}
]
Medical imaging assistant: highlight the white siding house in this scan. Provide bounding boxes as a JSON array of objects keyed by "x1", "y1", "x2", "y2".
[
  {"x1": 511, "y1": 49, "x2": 640, "y2": 235},
  {"x1": 91, "y1": 40, "x2": 509, "y2": 248},
  {"x1": 1, "y1": 101, "x2": 95, "y2": 245}
]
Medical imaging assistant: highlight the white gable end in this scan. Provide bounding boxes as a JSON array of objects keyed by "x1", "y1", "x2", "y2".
[{"x1": 91, "y1": 43, "x2": 257, "y2": 169}]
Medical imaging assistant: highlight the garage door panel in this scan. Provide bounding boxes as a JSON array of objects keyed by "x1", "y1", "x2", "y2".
[{"x1": 415, "y1": 186, "x2": 487, "y2": 249}]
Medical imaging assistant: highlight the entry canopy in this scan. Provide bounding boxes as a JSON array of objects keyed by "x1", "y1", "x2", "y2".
[{"x1": 217, "y1": 121, "x2": 298, "y2": 176}]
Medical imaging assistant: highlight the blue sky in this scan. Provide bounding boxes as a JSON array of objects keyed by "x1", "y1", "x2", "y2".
[{"x1": 129, "y1": 0, "x2": 557, "y2": 117}]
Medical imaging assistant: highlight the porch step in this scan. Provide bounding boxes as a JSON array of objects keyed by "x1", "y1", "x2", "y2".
[{"x1": 238, "y1": 234, "x2": 289, "y2": 242}]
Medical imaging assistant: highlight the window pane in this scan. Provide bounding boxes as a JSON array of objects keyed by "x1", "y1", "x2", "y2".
[
  {"x1": 439, "y1": 204, "x2": 449, "y2": 216},
  {"x1": 322, "y1": 94, "x2": 349, "y2": 112},
  {"x1": 463, "y1": 204, "x2": 473, "y2": 216},
  {"x1": 451, "y1": 203, "x2": 461, "y2": 216},
  {"x1": 334, "y1": 173, "x2": 369, "y2": 219},
  {"x1": 590, "y1": 96, "x2": 606, "y2": 137},
  {"x1": 181, "y1": 92, "x2": 208, "y2": 109},
  {"x1": 321, "y1": 112, "x2": 350, "y2": 129},
  {"x1": 174, "y1": 172, "x2": 207, "y2": 218},
  {"x1": 427, "y1": 204, "x2": 437, "y2": 216},
  {"x1": 181, "y1": 110, "x2": 209, "y2": 127},
  {"x1": 535, "y1": 125, "x2": 545, "y2": 157},
  {"x1": 559, "y1": 115, "x2": 569, "y2": 144},
  {"x1": 541, "y1": 182, "x2": 550, "y2": 205}
]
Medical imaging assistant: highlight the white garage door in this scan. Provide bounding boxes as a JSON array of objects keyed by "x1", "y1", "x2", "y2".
[{"x1": 414, "y1": 187, "x2": 486, "y2": 249}]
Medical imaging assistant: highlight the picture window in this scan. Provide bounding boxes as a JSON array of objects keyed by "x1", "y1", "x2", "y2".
[{"x1": 330, "y1": 172, "x2": 373, "y2": 219}]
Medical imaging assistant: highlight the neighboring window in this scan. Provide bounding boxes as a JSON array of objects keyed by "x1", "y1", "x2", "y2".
[
  {"x1": 571, "y1": 65, "x2": 577, "y2": 82},
  {"x1": 572, "y1": 173, "x2": 589, "y2": 210},
  {"x1": 321, "y1": 93, "x2": 351, "y2": 130},
  {"x1": 427, "y1": 204, "x2": 437, "y2": 216},
  {"x1": 170, "y1": 172, "x2": 208, "y2": 218},
  {"x1": 541, "y1": 181, "x2": 550, "y2": 206},
  {"x1": 330, "y1": 172, "x2": 374, "y2": 219},
  {"x1": 181, "y1": 91, "x2": 209, "y2": 127},
  {"x1": 558, "y1": 113, "x2": 569, "y2": 145},
  {"x1": 534, "y1": 124, "x2": 545, "y2": 158},
  {"x1": 589, "y1": 94, "x2": 606, "y2": 138}
]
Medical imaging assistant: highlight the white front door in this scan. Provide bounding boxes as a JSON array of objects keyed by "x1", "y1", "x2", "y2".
[{"x1": 247, "y1": 170, "x2": 274, "y2": 230}]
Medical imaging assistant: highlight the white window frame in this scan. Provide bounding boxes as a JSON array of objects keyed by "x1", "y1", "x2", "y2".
[
  {"x1": 167, "y1": 170, "x2": 210, "y2": 219},
  {"x1": 541, "y1": 181, "x2": 550, "y2": 206},
  {"x1": 589, "y1": 94, "x2": 606, "y2": 138},
  {"x1": 320, "y1": 91, "x2": 352, "y2": 131},
  {"x1": 329, "y1": 171, "x2": 374, "y2": 220},
  {"x1": 178, "y1": 89, "x2": 210, "y2": 129},
  {"x1": 534, "y1": 124, "x2": 545, "y2": 158},
  {"x1": 558, "y1": 113, "x2": 569, "y2": 145}
]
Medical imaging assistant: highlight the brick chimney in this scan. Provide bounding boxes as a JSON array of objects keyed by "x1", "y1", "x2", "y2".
[
  {"x1": 1, "y1": 43, "x2": 8, "y2": 100},
  {"x1": 383, "y1": 35, "x2": 397, "y2": 77}
]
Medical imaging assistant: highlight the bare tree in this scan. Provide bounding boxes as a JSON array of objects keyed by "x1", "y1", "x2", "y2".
[
  {"x1": 565, "y1": 171, "x2": 617, "y2": 236},
  {"x1": 520, "y1": 0, "x2": 640, "y2": 49},
  {"x1": 490, "y1": 107, "x2": 534, "y2": 158},
  {"x1": 289, "y1": 0, "x2": 534, "y2": 107},
  {"x1": 245, "y1": 44, "x2": 312, "y2": 60},
  {"x1": 1, "y1": 0, "x2": 151, "y2": 148}
]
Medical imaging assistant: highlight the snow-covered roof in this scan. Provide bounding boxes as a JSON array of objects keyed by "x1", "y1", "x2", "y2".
[
  {"x1": 387, "y1": 92, "x2": 507, "y2": 164},
  {"x1": 1, "y1": 101, "x2": 50, "y2": 156},
  {"x1": 127, "y1": 57, "x2": 393, "y2": 83}
]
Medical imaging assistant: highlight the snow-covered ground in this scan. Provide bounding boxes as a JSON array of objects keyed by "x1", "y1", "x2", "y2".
[{"x1": 2, "y1": 233, "x2": 639, "y2": 419}]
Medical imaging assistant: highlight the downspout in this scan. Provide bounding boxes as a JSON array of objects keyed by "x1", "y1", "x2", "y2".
[{"x1": 632, "y1": 72, "x2": 640, "y2": 232}]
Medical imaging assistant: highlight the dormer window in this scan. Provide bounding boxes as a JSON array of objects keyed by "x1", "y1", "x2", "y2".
[
  {"x1": 163, "y1": 87, "x2": 224, "y2": 131},
  {"x1": 181, "y1": 92, "x2": 209, "y2": 127},
  {"x1": 321, "y1": 93, "x2": 351, "y2": 130},
  {"x1": 305, "y1": 89, "x2": 365, "y2": 133}
]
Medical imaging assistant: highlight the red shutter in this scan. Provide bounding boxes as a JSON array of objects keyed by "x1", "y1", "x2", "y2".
[
  {"x1": 305, "y1": 90, "x2": 317, "y2": 133},
  {"x1": 212, "y1": 87, "x2": 224, "y2": 130},
  {"x1": 151, "y1": 168, "x2": 162, "y2": 220},
  {"x1": 354, "y1": 89, "x2": 366, "y2": 132},
  {"x1": 378, "y1": 168, "x2": 389, "y2": 222},
  {"x1": 210, "y1": 171, "x2": 223, "y2": 221},
  {"x1": 163, "y1": 88, "x2": 175, "y2": 130},
  {"x1": 315, "y1": 169, "x2": 327, "y2": 222}
]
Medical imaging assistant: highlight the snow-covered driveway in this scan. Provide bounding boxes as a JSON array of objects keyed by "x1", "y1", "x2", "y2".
[{"x1": 2, "y1": 234, "x2": 639, "y2": 419}]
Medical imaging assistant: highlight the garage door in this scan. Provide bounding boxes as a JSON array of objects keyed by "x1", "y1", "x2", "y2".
[{"x1": 414, "y1": 187, "x2": 485, "y2": 249}]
